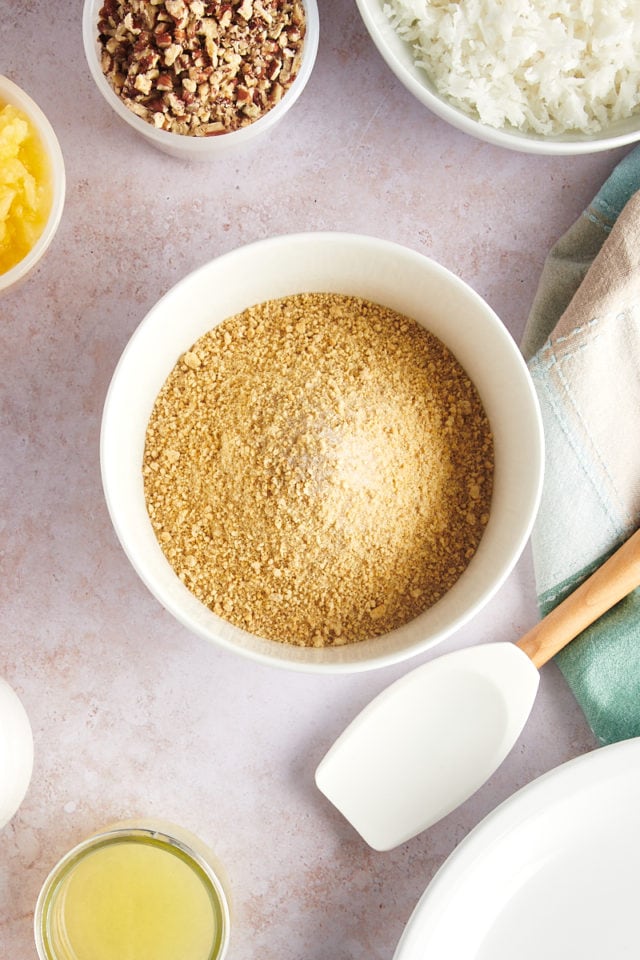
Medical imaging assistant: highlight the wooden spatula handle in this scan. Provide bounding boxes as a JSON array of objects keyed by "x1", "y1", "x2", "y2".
[{"x1": 516, "y1": 528, "x2": 640, "y2": 669}]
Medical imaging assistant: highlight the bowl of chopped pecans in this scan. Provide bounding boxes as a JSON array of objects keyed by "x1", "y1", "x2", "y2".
[
  {"x1": 101, "y1": 233, "x2": 544, "y2": 673},
  {"x1": 82, "y1": 0, "x2": 319, "y2": 160}
]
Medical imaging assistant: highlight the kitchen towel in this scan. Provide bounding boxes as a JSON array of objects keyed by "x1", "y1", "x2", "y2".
[{"x1": 522, "y1": 144, "x2": 640, "y2": 746}]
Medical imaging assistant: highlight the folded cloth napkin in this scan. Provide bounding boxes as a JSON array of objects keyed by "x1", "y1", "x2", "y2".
[{"x1": 521, "y1": 144, "x2": 640, "y2": 746}]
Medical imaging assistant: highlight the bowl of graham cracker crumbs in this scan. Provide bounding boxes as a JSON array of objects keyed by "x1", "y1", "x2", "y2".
[
  {"x1": 82, "y1": 0, "x2": 319, "y2": 161},
  {"x1": 101, "y1": 232, "x2": 544, "y2": 673}
]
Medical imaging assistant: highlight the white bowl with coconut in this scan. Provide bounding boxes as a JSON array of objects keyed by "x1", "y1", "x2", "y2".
[{"x1": 356, "y1": 0, "x2": 640, "y2": 154}]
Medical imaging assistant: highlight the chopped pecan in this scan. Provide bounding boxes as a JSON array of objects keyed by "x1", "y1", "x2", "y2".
[{"x1": 97, "y1": 0, "x2": 307, "y2": 136}]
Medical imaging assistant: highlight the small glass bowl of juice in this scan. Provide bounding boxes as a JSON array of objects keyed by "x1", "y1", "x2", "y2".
[
  {"x1": 0, "y1": 75, "x2": 65, "y2": 293},
  {"x1": 34, "y1": 820, "x2": 231, "y2": 960}
]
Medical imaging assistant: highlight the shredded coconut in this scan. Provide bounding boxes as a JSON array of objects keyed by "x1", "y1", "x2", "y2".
[{"x1": 383, "y1": 0, "x2": 640, "y2": 135}]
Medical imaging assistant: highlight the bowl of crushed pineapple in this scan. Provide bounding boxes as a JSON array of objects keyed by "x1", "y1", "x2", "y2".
[{"x1": 0, "y1": 76, "x2": 65, "y2": 292}]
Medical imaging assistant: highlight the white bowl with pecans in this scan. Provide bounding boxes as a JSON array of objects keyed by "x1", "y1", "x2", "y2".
[
  {"x1": 82, "y1": 0, "x2": 319, "y2": 160},
  {"x1": 101, "y1": 232, "x2": 544, "y2": 673}
]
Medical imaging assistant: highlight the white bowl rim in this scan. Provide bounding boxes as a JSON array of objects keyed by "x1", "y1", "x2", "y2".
[
  {"x1": 82, "y1": 0, "x2": 320, "y2": 155},
  {"x1": 355, "y1": 0, "x2": 640, "y2": 156},
  {"x1": 0, "y1": 75, "x2": 66, "y2": 291},
  {"x1": 101, "y1": 231, "x2": 545, "y2": 674}
]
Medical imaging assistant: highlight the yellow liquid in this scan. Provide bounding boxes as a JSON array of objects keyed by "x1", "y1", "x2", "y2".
[
  {"x1": 43, "y1": 836, "x2": 224, "y2": 960},
  {"x1": 0, "y1": 102, "x2": 53, "y2": 273}
]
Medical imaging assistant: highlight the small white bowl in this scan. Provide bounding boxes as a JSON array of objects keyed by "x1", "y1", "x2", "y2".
[
  {"x1": 355, "y1": 0, "x2": 640, "y2": 156},
  {"x1": 0, "y1": 77, "x2": 65, "y2": 292},
  {"x1": 0, "y1": 677, "x2": 33, "y2": 829},
  {"x1": 82, "y1": 0, "x2": 319, "y2": 161},
  {"x1": 101, "y1": 233, "x2": 543, "y2": 674}
]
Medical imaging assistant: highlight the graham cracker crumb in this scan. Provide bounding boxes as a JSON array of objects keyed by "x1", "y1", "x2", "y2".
[{"x1": 143, "y1": 293, "x2": 494, "y2": 646}]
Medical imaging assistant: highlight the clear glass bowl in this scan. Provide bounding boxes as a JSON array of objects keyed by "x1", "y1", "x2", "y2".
[{"x1": 34, "y1": 820, "x2": 231, "y2": 960}]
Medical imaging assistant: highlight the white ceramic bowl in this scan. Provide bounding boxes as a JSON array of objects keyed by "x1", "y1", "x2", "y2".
[
  {"x1": 355, "y1": 0, "x2": 640, "y2": 156},
  {"x1": 101, "y1": 232, "x2": 544, "y2": 673},
  {"x1": 0, "y1": 76, "x2": 65, "y2": 292},
  {"x1": 82, "y1": 0, "x2": 319, "y2": 161}
]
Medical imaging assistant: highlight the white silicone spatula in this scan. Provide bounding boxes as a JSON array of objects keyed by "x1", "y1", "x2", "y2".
[{"x1": 315, "y1": 528, "x2": 640, "y2": 851}]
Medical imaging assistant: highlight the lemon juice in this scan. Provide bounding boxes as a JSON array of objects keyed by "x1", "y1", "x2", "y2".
[{"x1": 36, "y1": 826, "x2": 229, "y2": 960}]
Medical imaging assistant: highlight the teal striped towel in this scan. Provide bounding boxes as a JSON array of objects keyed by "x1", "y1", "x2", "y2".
[{"x1": 522, "y1": 145, "x2": 640, "y2": 746}]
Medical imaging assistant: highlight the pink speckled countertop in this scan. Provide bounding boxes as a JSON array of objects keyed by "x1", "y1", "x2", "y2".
[{"x1": 0, "y1": 2, "x2": 625, "y2": 958}]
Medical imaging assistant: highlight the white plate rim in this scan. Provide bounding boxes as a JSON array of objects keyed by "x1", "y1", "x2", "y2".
[{"x1": 394, "y1": 737, "x2": 640, "y2": 958}]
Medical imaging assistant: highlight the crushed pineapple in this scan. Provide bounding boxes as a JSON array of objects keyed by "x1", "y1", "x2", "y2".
[{"x1": 0, "y1": 102, "x2": 52, "y2": 274}]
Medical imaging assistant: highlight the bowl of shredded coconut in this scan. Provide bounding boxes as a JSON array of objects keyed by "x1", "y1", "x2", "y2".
[
  {"x1": 101, "y1": 232, "x2": 543, "y2": 673},
  {"x1": 357, "y1": 0, "x2": 640, "y2": 153}
]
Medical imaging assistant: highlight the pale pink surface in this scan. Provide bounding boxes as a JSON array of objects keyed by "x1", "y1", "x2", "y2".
[{"x1": 0, "y1": 2, "x2": 618, "y2": 958}]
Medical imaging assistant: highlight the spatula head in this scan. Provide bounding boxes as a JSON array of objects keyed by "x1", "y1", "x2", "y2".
[{"x1": 315, "y1": 642, "x2": 540, "y2": 851}]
